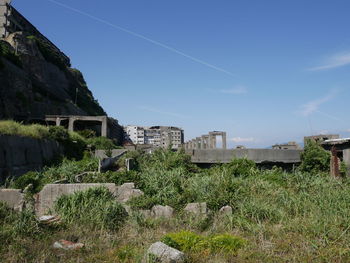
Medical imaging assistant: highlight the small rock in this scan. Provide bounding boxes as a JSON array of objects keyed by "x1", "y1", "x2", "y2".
[
  {"x1": 38, "y1": 215, "x2": 60, "y2": 224},
  {"x1": 184, "y1": 202, "x2": 207, "y2": 216},
  {"x1": 146, "y1": 242, "x2": 185, "y2": 263},
  {"x1": 151, "y1": 205, "x2": 174, "y2": 219},
  {"x1": 53, "y1": 239, "x2": 84, "y2": 250},
  {"x1": 219, "y1": 205, "x2": 232, "y2": 215}
]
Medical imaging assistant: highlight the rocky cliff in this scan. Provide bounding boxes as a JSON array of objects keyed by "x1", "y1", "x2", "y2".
[{"x1": 0, "y1": 32, "x2": 106, "y2": 121}]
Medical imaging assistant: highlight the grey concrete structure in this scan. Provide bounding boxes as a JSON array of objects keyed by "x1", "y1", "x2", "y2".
[
  {"x1": 272, "y1": 141, "x2": 301, "y2": 150},
  {"x1": 0, "y1": 189, "x2": 24, "y2": 211},
  {"x1": 146, "y1": 242, "x2": 185, "y2": 263},
  {"x1": 0, "y1": 135, "x2": 62, "y2": 182},
  {"x1": 46, "y1": 115, "x2": 108, "y2": 137},
  {"x1": 185, "y1": 149, "x2": 302, "y2": 165},
  {"x1": 322, "y1": 138, "x2": 350, "y2": 176},
  {"x1": 35, "y1": 183, "x2": 117, "y2": 216},
  {"x1": 185, "y1": 131, "x2": 227, "y2": 150},
  {"x1": 304, "y1": 134, "x2": 340, "y2": 145}
]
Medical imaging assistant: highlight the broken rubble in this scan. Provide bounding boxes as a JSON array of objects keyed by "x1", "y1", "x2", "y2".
[{"x1": 53, "y1": 239, "x2": 84, "y2": 250}]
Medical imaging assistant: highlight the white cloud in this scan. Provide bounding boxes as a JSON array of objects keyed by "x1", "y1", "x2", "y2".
[
  {"x1": 300, "y1": 90, "x2": 337, "y2": 116},
  {"x1": 230, "y1": 137, "x2": 255, "y2": 143},
  {"x1": 219, "y1": 85, "x2": 247, "y2": 94},
  {"x1": 308, "y1": 52, "x2": 350, "y2": 71}
]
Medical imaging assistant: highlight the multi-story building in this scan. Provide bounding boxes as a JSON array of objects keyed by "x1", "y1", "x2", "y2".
[{"x1": 124, "y1": 125, "x2": 184, "y2": 149}]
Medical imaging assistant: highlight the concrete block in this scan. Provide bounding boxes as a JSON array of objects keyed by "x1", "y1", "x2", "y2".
[
  {"x1": 35, "y1": 183, "x2": 117, "y2": 216},
  {"x1": 219, "y1": 205, "x2": 233, "y2": 215},
  {"x1": 0, "y1": 189, "x2": 24, "y2": 211}
]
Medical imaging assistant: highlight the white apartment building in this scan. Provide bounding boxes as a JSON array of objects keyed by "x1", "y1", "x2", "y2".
[{"x1": 124, "y1": 125, "x2": 184, "y2": 149}]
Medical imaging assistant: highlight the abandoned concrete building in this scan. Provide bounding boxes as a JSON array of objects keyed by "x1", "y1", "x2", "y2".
[
  {"x1": 124, "y1": 125, "x2": 184, "y2": 149},
  {"x1": 185, "y1": 131, "x2": 227, "y2": 150},
  {"x1": 272, "y1": 141, "x2": 301, "y2": 150},
  {"x1": 45, "y1": 115, "x2": 124, "y2": 143}
]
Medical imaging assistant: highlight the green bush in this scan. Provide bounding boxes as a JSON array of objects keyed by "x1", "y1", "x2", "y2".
[
  {"x1": 161, "y1": 231, "x2": 245, "y2": 256},
  {"x1": 9, "y1": 171, "x2": 43, "y2": 193},
  {"x1": 54, "y1": 187, "x2": 128, "y2": 231},
  {"x1": 87, "y1": 136, "x2": 117, "y2": 150},
  {"x1": 299, "y1": 140, "x2": 330, "y2": 174}
]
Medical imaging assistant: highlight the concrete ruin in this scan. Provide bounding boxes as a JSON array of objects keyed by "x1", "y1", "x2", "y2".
[
  {"x1": 45, "y1": 115, "x2": 124, "y2": 142},
  {"x1": 185, "y1": 131, "x2": 227, "y2": 150},
  {"x1": 321, "y1": 138, "x2": 350, "y2": 177}
]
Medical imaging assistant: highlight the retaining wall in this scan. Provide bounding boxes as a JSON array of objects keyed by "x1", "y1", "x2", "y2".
[{"x1": 0, "y1": 135, "x2": 62, "y2": 182}]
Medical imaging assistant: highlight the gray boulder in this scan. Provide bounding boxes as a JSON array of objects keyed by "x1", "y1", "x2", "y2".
[
  {"x1": 146, "y1": 242, "x2": 185, "y2": 263},
  {"x1": 151, "y1": 205, "x2": 174, "y2": 219}
]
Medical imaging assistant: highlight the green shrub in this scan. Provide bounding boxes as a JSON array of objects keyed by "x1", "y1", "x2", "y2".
[
  {"x1": 10, "y1": 171, "x2": 43, "y2": 193},
  {"x1": 87, "y1": 136, "x2": 117, "y2": 150},
  {"x1": 225, "y1": 158, "x2": 258, "y2": 177},
  {"x1": 162, "y1": 231, "x2": 204, "y2": 252},
  {"x1": 161, "y1": 231, "x2": 245, "y2": 256},
  {"x1": 77, "y1": 129, "x2": 96, "y2": 139},
  {"x1": 54, "y1": 187, "x2": 128, "y2": 231},
  {"x1": 299, "y1": 140, "x2": 330, "y2": 174}
]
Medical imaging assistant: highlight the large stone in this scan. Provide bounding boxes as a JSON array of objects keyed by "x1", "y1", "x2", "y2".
[
  {"x1": 116, "y1": 183, "x2": 144, "y2": 203},
  {"x1": 151, "y1": 205, "x2": 174, "y2": 219},
  {"x1": 184, "y1": 202, "x2": 207, "y2": 216},
  {"x1": 0, "y1": 189, "x2": 24, "y2": 211},
  {"x1": 146, "y1": 242, "x2": 185, "y2": 263},
  {"x1": 35, "y1": 183, "x2": 117, "y2": 216}
]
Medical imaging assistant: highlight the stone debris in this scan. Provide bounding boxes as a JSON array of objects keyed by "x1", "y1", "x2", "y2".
[
  {"x1": 184, "y1": 202, "x2": 207, "y2": 216},
  {"x1": 145, "y1": 242, "x2": 185, "y2": 263},
  {"x1": 219, "y1": 205, "x2": 233, "y2": 215},
  {"x1": 116, "y1": 183, "x2": 144, "y2": 203},
  {"x1": 53, "y1": 239, "x2": 84, "y2": 250},
  {"x1": 38, "y1": 215, "x2": 60, "y2": 224},
  {"x1": 151, "y1": 205, "x2": 174, "y2": 219}
]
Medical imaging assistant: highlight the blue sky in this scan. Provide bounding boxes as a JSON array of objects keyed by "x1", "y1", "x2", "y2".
[{"x1": 13, "y1": 0, "x2": 350, "y2": 147}]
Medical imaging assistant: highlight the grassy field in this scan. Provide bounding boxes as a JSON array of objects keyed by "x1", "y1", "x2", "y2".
[{"x1": 1, "y1": 136, "x2": 350, "y2": 262}]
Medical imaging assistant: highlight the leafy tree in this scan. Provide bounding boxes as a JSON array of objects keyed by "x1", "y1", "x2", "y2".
[{"x1": 299, "y1": 140, "x2": 330, "y2": 174}]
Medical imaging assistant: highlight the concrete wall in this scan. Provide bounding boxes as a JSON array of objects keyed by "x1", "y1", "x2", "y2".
[
  {"x1": 35, "y1": 183, "x2": 117, "y2": 216},
  {"x1": 0, "y1": 188, "x2": 24, "y2": 211},
  {"x1": 344, "y1": 149, "x2": 350, "y2": 176},
  {"x1": 186, "y1": 149, "x2": 302, "y2": 164},
  {"x1": 0, "y1": 135, "x2": 62, "y2": 182}
]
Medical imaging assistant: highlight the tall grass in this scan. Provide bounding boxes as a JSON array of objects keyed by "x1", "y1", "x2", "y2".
[
  {"x1": 54, "y1": 187, "x2": 128, "y2": 231},
  {"x1": 0, "y1": 121, "x2": 49, "y2": 139}
]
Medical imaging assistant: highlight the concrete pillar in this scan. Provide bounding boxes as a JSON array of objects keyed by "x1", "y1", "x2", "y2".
[
  {"x1": 196, "y1": 137, "x2": 201, "y2": 149},
  {"x1": 101, "y1": 117, "x2": 107, "y2": 137},
  {"x1": 68, "y1": 118, "x2": 75, "y2": 132},
  {"x1": 201, "y1": 136, "x2": 206, "y2": 149},
  {"x1": 192, "y1": 140, "x2": 196, "y2": 149},
  {"x1": 55, "y1": 117, "x2": 61, "y2": 126},
  {"x1": 330, "y1": 147, "x2": 340, "y2": 177},
  {"x1": 209, "y1": 134, "x2": 216, "y2": 149},
  {"x1": 222, "y1": 132, "x2": 227, "y2": 150},
  {"x1": 343, "y1": 149, "x2": 350, "y2": 176}
]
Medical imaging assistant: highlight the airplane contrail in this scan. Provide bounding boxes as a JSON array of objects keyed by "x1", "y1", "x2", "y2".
[{"x1": 46, "y1": 0, "x2": 236, "y2": 77}]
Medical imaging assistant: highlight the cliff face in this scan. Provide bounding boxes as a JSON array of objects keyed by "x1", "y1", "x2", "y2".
[{"x1": 0, "y1": 32, "x2": 106, "y2": 121}]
